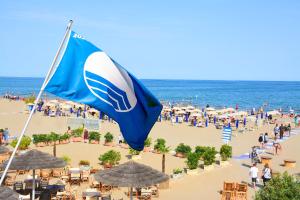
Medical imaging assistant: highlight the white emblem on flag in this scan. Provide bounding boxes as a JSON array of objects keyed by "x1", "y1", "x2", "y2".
[{"x1": 83, "y1": 51, "x2": 137, "y2": 112}]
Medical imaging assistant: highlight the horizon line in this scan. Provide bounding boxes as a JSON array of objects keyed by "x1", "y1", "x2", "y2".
[{"x1": 0, "y1": 75, "x2": 299, "y2": 82}]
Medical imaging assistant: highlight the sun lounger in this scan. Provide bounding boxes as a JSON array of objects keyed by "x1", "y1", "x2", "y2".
[{"x1": 235, "y1": 183, "x2": 247, "y2": 200}]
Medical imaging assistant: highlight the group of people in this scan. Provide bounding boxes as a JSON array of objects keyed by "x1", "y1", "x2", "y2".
[{"x1": 249, "y1": 163, "x2": 272, "y2": 189}]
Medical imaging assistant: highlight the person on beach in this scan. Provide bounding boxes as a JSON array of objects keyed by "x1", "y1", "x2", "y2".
[
  {"x1": 83, "y1": 129, "x2": 89, "y2": 143},
  {"x1": 273, "y1": 137, "x2": 282, "y2": 155},
  {"x1": 287, "y1": 123, "x2": 291, "y2": 137},
  {"x1": 258, "y1": 134, "x2": 264, "y2": 148},
  {"x1": 66, "y1": 126, "x2": 72, "y2": 135},
  {"x1": 274, "y1": 124, "x2": 279, "y2": 138},
  {"x1": 263, "y1": 133, "x2": 269, "y2": 146},
  {"x1": 262, "y1": 163, "x2": 272, "y2": 186},
  {"x1": 279, "y1": 124, "x2": 284, "y2": 139},
  {"x1": 3, "y1": 128, "x2": 9, "y2": 144},
  {"x1": 118, "y1": 134, "x2": 123, "y2": 145},
  {"x1": 249, "y1": 163, "x2": 259, "y2": 189}
]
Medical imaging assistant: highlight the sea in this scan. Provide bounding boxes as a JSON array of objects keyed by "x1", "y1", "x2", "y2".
[{"x1": 0, "y1": 77, "x2": 299, "y2": 113}]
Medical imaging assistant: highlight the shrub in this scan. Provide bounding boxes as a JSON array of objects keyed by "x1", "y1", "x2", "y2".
[
  {"x1": 61, "y1": 155, "x2": 71, "y2": 164},
  {"x1": 154, "y1": 138, "x2": 166, "y2": 151},
  {"x1": 255, "y1": 172, "x2": 300, "y2": 200},
  {"x1": 220, "y1": 144, "x2": 232, "y2": 161},
  {"x1": 144, "y1": 137, "x2": 152, "y2": 147},
  {"x1": 195, "y1": 146, "x2": 210, "y2": 159},
  {"x1": 203, "y1": 147, "x2": 217, "y2": 165},
  {"x1": 32, "y1": 134, "x2": 48, "y2": 144},
  {"x1": 89, "y1": 131, "x2": 101, "y2": 142},
  {"x1": 48, "y1": 132, "x2": 60, "y2": 142},
  {"x1": 99, "y1": 150, "x2": 121, "y2": 166},
  {"x1": 79, "y1": 160, "x2": 90, "y2": 166},
  {"x1": 59, "y1": 133, "x2": 70, "y2": 141},
  {"x1": 175, "y1": 143, "x2": 192, "y2": 155},
  {"x1": 0, "y1": 129, "x2": 4, "y2": 133},
  {"x1": 186, "y1": 152, "x2": 199, "y2": 170},
  {"x1": 72, "y1": 127, "x2": 83, "y2": 137},
  {"x1": 129, "y1": 147, "x2": 141, "y2": 155},
  {"x1": 10, "y1": 136, "x2": 31, "y2": 150},
  {"x1": 173, "y1": 168, "x2": 183, "y2": 174},
  {"x1": 104, "y1": 132, "x2": 114, "y2": 142}
]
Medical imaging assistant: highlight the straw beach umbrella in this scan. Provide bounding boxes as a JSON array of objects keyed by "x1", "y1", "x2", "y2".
[
  {"x1": 94, "y1": 161, "x2": 169, "y2": 200},
  {"x1": 0, "y1": 186, "x2": 19, "y2": 200},
  {"x1": 2, "y1": 149, "x2": 66, "y2": 200}
]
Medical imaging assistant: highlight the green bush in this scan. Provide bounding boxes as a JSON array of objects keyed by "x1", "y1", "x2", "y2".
[
  {"x1": 220, "y1": 144, "x2": 232, "y2": 161},
  {"x1": 89, "y1": 131, "x2": 101, "y2": 142},
  {"x1": 154, "y1": 138, "x2": 166, "y2": 151},
  {"x1": 61, "y1": 155, "x2": 71, "y2": 164},
  {"x1": 186, "y1": 152, "x2": 199, "y2": 170},
  {"x1": 32, "y1": 134, "x2": 48, "y2": 144},
  {"x1": 10, "y1": 136, "x2": 31, "y2": 150},
  {"x1": 129, "y1": 147, "x2": 141, "y2": 155},
  {"x1": 175, "y1": 143, "x2": 192, "y2": 155},
  {"x1": 104, "y1": 132, "x2": 114, "y2": 142},
  {"x1": 79, "y1": 160, "x2": 90, "y2": 166},
  {"x1": 195, "y1": 146, "x2": 210, "y2": 159},
  {"x1": 173, "y1": 168, "x2": 183, "y2": 174},
  {"x1": 72, "y1": 127, "x2": 83, "y2": 137},
  {"x1": 144, "y1": 137, "x2": 152, "y2": 147},
  {"x1": 49, "y1": 132, "x2": 60, "y2": 142},
  {"x1": 99, "y1": 150, "x2": 121, "y2": 166},
  {"x1": 59, "y1": 133, "x2": 70, "y2": 141},
  {"x1": 203, "y1": 147, "x2": 217, "y2": 165},
  {"x1": 255, "y1": 172, "x2": 300, "y2": 200}
]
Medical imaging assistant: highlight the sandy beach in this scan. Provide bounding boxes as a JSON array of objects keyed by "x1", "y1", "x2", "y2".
[{"x1": 0, "y1": 99, "x2": 299, "y2": 199}]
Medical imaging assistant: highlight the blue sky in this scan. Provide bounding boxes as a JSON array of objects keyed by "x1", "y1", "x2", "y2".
[{"x1": 0, "y1": 1, "x2": 299, "y2": 81}]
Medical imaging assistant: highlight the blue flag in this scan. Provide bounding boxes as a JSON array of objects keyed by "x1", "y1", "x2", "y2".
[{"x1": 44, "y1": 31, "x2": 162, "y2": 150}]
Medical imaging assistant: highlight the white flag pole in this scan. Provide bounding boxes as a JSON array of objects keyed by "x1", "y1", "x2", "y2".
[{"x1": 0, "y1": 20, "x2": 73, "y2": 186}]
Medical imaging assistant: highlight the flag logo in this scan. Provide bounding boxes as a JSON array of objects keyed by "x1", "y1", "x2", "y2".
[{"x1": 83, "y1": 51, "x2": 137, "y2": 112}]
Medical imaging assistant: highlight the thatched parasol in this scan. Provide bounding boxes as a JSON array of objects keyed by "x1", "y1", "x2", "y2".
[
  {"x1": 94, "y1": 161, "x2": 169, "y2": 200},
  {"x1": 2, "y1": 149, "x2": 66, "y2": 200},
  {"x1": 0, "y1": 186, "x2": 19, "y2": 200},
  {"x1": 0, "y1": 146, "x2": 10, "y2": 154}
]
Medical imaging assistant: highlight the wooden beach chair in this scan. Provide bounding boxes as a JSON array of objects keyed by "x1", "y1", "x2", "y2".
[
  {"x1": 221, "y1": 182, "x2": 236, "y2": 200},
  {"x1": 235, "y1": 183, "x2": 247, "y2": 200}
]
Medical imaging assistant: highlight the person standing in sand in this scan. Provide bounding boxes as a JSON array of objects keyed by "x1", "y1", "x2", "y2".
[
  {"x1": 279, "y1": 124, "x2": 284, "y2": 139},
  {"x1": 262, "y1": 163, "x2": 272, "y2": 186},
  {"x1": 273, "y1": 137, "x2": 282, "y2": 155},
  {"x1": 249, "y1": 163, "x2": 259, "y2": 189},
  {"x1": 83, "y1": 129, "x2": 89, "y2": 143}
]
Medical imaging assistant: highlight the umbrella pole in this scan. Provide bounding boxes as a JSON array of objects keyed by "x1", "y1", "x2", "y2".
[
  {"x1": 0, "y1": 20, "x2": 74, "y2": 186},
  {"x1": 32, "y1": 169, "x2": 35, "y2": 200},
  {"x1": 130, "y1": 187, "x2": 133, "y2": 200}
]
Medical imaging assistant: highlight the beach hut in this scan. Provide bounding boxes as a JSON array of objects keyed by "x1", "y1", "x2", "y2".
[
  {"x1": 94, "y1": 161, "x2": 169, "y2": 200},
  {"x1": 0, "y1": 186, "x2": 19, "y2": 200},
  {"x1": 2, "y1": 149, "x2": 66, "y2": 200}
]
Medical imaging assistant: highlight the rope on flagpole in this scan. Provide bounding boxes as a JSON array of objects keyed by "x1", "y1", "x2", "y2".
[{"x1": 0, "y1": 20, "x2": 73, "y2": 186}]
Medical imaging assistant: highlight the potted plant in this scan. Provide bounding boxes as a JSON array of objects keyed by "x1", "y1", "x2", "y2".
[
  {"x1": 186, "y1": 152, "x2": 199, "y2": 175},
  {"x1": 99, "y1": 150, "x2": 121, "y2": 168},
  {"x1": 172, "y1": 168, "x2": 184, "y2": 179},
  {"x1": 72, "y1": 127, "x2": 83, "y2": 142},
  {"x1": 219, "y1": 145, "x2": 232, "y2": 166},
  {"x1": 129, "y1": 147, "x2": 141, "y2": 160},
  {"x1": 10, "y1": 136, "x2": 31, "y2": 150},
  {"x1": 175, "y1": 143, "x2": 192, "y2": 158},
  {"x1": 59, "y1": 133, "x2": 70, "y2": 144},
  {"x1": 104, "y1": 132, "x2": 114, "y2": 146},
  {"x1": 195, "y1": 146, "x2": 209, "y2": 160},
  {"x1": 49, "y1": 132, "x2": 60, "y2": 145},
  {"x1": 143, "y1": 137, "x2": 152, "y2": 152},
  {"x1": 202, "y1": 147, "x2": 217, "y2": 171},
  {"x1": 154, "y1": 138, "x2": 167, "y2": 154},
  {"x1": 89, "y1": 131, "x2": 101, "y2": 144}
]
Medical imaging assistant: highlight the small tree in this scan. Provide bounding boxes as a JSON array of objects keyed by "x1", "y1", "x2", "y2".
[
  {"x1": 99, "y1": 150, "x2": 121, "y2": 166},
  {"x1": 10, "y1": 136, "x2": 31, "y2": 150},
  {"x1": 255, "y1": 172, "x2": 300, "y2": 200},
  {"x1": 104, "y1": 132, "x2": 114, "y2": 143},
  {"x1": 220, "y1": 144, "x2": 232, "y2": 161},
  {"x1": 203, "y1": 147, "x2": 217, "y2": 165},
  {"x1": 195, "y1": 146, "x2": 210, "y2": 160},
  {"x1": 79, "y1": 160, "x2": 90, "y2": 166},
  {"x1": 129, "y1": 147, "x2": 141, "y2": 155},
  {"x1": 72, "y1": 127, "x2": 83, "y2": 137},
  {"x1": 186, "y1": 152, "x2": 199, "y2": 170},
  {"x1": 61, "y1": 155, "x2": 71, "y2": 165},
  {"x1": 175, "y1": 143, "x2": 192, "y2": 156},
  {"x1": 154, "y1": 138, "x2": 170, "y2": 173},
  {"x1": 89, "y1": 131, "x2": 101, "y2": 142}
]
